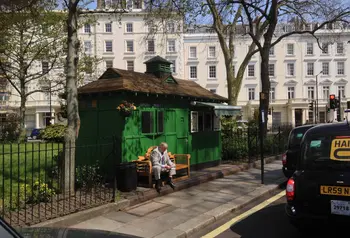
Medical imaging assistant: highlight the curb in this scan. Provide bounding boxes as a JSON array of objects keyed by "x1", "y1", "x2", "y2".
[{"x1": 154, "y1": 177, "x2": 286, "y2": 238}]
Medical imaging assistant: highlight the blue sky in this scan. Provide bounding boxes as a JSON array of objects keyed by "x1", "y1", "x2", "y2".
[{"x1": 86, "y1": 1, "x2": 96, "y2": 9}]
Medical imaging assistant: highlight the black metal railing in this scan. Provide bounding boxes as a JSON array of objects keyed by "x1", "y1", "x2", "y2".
[{"x1": 0, "y1": 141, "x2": 116, "y2": 227}]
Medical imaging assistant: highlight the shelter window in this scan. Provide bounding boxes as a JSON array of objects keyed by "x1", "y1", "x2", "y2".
[
  {"x1": 191, "y1": 111, "x2": 218, "y2": 132},
  {"x1": 142, "y1": 111, "x2": 153, "y2": 133},
  {"x1": 157, "y1": 111, "x2": 164, "y2": 133},
  {"x1": 141, "y1": 110, "x2": 164, "y2": 134}
]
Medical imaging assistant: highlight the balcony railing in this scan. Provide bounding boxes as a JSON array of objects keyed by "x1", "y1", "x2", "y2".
[{"x1": 7, "y1": 100, "x2": 61, "y2": 107}]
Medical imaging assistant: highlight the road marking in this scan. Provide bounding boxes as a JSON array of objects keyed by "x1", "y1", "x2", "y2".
[{"x1": 202, "y1": 190, "x2": 285, "y2": 238}]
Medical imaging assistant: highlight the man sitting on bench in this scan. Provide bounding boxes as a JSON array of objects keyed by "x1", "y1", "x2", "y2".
[{"x1": 150, "y1": 142, "x2": 176, "y2": 193}]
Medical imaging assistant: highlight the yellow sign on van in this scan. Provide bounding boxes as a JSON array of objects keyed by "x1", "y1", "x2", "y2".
[{"x1": 330, "y1": 138, "x2": 350, "y2": 161}]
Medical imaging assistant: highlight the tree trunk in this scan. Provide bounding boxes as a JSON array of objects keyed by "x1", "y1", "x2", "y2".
[
  {"x1": 19, "y1": 92, "x2": 26, "y2": 142},
  {"x1": 226, "y1": 62, "x2": 237, "y2": 106},
  {"x1": 62, "y1": 0, "x2": 80, "y2": 195}
]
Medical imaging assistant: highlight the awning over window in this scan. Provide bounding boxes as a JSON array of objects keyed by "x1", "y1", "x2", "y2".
[{"x1": 192, "y1": 101, "x2": 242, "y2": 117}]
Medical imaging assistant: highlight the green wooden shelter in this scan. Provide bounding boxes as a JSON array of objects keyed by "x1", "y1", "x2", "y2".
[{"x1": 77, "y1": 56, "x2": 241, "y2": 174}]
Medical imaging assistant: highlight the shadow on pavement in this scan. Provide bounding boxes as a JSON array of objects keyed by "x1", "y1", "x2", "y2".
[{"x1": 17, "y1": 227, "x2": 142, "y2": 238}]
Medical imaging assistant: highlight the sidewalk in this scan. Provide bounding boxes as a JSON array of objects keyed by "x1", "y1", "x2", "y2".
[{"x1": 69, "y1": 160, "x2": 285, "y2": 238}]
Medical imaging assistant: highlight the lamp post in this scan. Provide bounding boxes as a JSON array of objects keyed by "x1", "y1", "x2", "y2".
[{"x1": 315, "y1": 71, "x2": 323, "y2": 124}]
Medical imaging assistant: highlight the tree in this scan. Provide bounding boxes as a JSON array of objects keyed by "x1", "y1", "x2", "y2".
[
  {"x1": 0, "y1": 1, "x2": 66, "y2": 141},
  {"x1": 237, "y1": 0, "x2": 350, "y2": 133},
  {"x1": 144, "y1": 0, "x2": 264, "y2": 105}
]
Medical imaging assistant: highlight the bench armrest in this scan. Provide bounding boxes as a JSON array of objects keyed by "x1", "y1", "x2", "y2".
[
  {"x1": 173, "y1": 154, "x2": 191, "y2": 165},
  {"x1": 134, "y1": 160, "x2": 152, "y2": 173}
]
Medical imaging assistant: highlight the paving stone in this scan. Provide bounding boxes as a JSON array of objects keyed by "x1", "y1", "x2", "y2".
[
  {"x1": 153, "y1": 195, "x2": 204, "y2": 208},
  {"x1": 188, "y1": 201, "x2": 222, "y2": 214},
  {"x1": 198, "y1": 191, "x2": 236, "y2": 203},
  {"x1": 70, "y1": 216, "x2": 123, "y2": 231},
  {"x1": 113, "y1": 224, "x2": 148, "y2": 237},
  {"x1": 174, "y1": 214, "x2": 215, "y2": 236},
  {"x1": 153, "y1": 208, "x2": 203, "y2": 226},
  {"x1": 122, "y1": 218, "x2": 170, "y2": 237},
  {"x1": 153, "y1": 229, "x2": 185, "y2": 238},
  {"x1": 126, "y1": 201, "x2": 168, "y2": 216},
  {"x1": 144, "y1": 205, "x2": 177, "y2": 219},
  {"x1": 204, "y1": 203, "x2": 240, "y2": 221},
  {"x1": 102, "y1": 211, "x2": 139, "y2": 223}
]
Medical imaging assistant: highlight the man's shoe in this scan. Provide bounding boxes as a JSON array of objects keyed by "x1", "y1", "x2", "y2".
[
  {"x1": 155, "y1": 180, "x2": 161, "y2": 194},
  {"x1": 167, "y1": 178, "x2": 176, "y2": 190}
]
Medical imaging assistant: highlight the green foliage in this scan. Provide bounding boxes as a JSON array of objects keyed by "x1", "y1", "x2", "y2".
[
  {"x1": 41, "y1": 124, "x2": 67, "y2": 142},
  {"x1": 75, "y1": 161, "x2": 103, "y2": 190},
  {"x1": 0, "y1": 113, "x2": 21, "y2": 142}
]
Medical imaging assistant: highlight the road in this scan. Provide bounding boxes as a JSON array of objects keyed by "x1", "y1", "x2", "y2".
[{"x1": 191, "y1": 187, "x2": 344, "y2": 238}]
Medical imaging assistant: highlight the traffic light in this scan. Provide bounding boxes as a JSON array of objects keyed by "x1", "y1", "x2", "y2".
[
  {"x1": 308, "y1": 101, "x2": 314, "y2": 111},
  {"x1": 330, "y1": 94, "x2": 336, "y2": 109}
]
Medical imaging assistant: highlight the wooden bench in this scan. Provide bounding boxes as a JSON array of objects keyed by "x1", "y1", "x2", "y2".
[{"x1": 134, "y1": 146, "x2": 191, "y2": 188}]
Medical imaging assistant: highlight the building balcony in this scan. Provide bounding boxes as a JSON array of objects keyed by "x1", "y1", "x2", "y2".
[{"x1": 7, "y1": 100, "x2": 61, "y2": 108}]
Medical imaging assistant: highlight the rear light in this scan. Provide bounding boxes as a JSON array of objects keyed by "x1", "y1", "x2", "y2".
[
  {"x1": 282, "y1": 153, "x2": 287, "y2": 166},
  {"x1": 286, "y1": 178, "x2": 295, "y2": 201}
]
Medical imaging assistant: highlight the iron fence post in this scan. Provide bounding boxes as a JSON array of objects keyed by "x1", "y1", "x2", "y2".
[{"x1": 278, "y1": 126, "x2": 281, "y2": 154}]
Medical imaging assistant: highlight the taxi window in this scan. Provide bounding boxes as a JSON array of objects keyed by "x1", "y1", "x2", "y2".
[{"x1": 289, "y1": 131, "x2": 304, "y2": 148}]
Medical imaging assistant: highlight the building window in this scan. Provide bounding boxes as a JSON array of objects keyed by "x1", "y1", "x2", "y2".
[
  {"x1": 167, "y1": 40, "x2": 176, "y2": 52},
  {"x1": 322, "y1": 62, "x2": 329, "y2": 75},
  {"x1": 127, "y1": 61, "x2": 134, "y2": 71},
  {"x1": 248, "y1": 88, "x2": 255, "y2": 100},
  {"x1": 208, "y1": 46, "x2": 216, "y2": 58},
  {"x1": 269, "y1": 46, "x2": 274, "y2": 56},
  {"x1": 126, "y1": 23, "x2": 133, "y2": 33},
  {"x1": 147, "y1": 40, "x2": 155, "y2": 52},
  {"x1": 84, "y1": 41, "x2": 92, "y2": 54},
  {"x1": 167, "y1": 22, "x2": 175, "y2": 33},
  {"x1": 42, "y1": 61, "x2": 49, "y2": 74},
  {"x1": 84, "y1": 24, "x2": 91, "y2": 33},
  {"x1": 307, "y1": 62, "x2": 314, "y2": 76},
  {"x1": 248, "y1": 64, "x2": 255, "y2": 77},
  {"x1": 147, "y1": 21, "x2": 157, "y2": 33},
  {"x1": 209, "y1": 89, "x2": 216, "y2": 94},
  {"x1": 270, "y1": 87, "x2": 275, "y2": 101},
  {"x1": 308, "y1": 86, "x2": 315, "y2": 99},
  {"x1": 105, "y1": 23, "x2": 112, "y2": 32},
  {"x1": 126, "y1": 40, "x2": 134, "y2": 52},
  {"x1": 189, "y1": 46, "x2": 197, "y2": 58},
  {"x1": 268, "y1": 64, "x2": 275, "y2": 77},
  {"x1": 308, "y1": 111, "x2": 313, "y2": 122},
  {"x1": 306, "y1": 43, "x2": 314, "y2": 55},
  {"x1": 170, "y1": 60, "x2": 176, "y2": 73},
  {"x1": 337, "y1": 61, "x2": 345, "y2": 75},
  {"x1": 208, "y1": 65, "x2": 216, "y2": 79},
  {"x1": 133, "y1": 0, "x2": 142, "y2": 9},
  {"x1": 322, "y1": 43, "x2": 329, "y2": 54},
  {"x1": 323, "y1": 86, "x2": 329, "y2": 99},
  {"x1": 287, "y1": 63, "x2": 295, "y2": 76},
  {"x1": 191, "y1": 111, "x2": 218, "y2": 132},
  {"x1": 189, "y1": 66, "x2": 197, "y2": 79},
  {"x1": 338, "y1": 86, "x2": 345, "y2": 98},
  {"x1": 337, "y1": 42, "x2": 344, "y2": 54},
  {"x1": 141, "y1": 111, "x2": 153, "y2": 134},
  {"x1": 287, "y1": 43, "x2": 294, "y2": 55},
  {"x1": 105, "y1": 40, "x2": 113, "y2": 52},
  {"x1": 105, "y1": 60, "x2": 113, "y2": 69},
  {"x1": 288, "y1": 87, "x2": 295, "y2": 99}
]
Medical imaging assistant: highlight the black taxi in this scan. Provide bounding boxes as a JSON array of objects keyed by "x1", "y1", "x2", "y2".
[{"x1": 285, "y1": 122, "x2": 350, "y2": 229}]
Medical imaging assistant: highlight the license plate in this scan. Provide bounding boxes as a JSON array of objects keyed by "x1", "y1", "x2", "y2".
[
  {"x1": 331, "y1": 200, "x2": 350, "y2": 216},
  {"x1": 320, "y1": 186, "x2": 350, "y2": 196}
]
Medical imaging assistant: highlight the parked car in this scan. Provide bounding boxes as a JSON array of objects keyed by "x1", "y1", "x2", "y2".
[
  {"x1": 29, "y1": 128, "x2": 43, "y2": 140},
  {"x1": 282, "y1": 124, "x2": 315, "y2": 178},
  {"x1": 285, "y1": 122, "x2": 350, "y2": 232}
]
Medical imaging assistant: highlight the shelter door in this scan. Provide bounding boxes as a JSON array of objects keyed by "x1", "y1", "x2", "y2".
[{"x1": 175, "y1": 109, "x2": 188, "y2": 154}]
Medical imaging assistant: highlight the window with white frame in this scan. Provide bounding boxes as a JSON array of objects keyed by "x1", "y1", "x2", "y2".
[
  {"x1": 126, "y1": 40, "x2": 134, "y2": 52},
  {"x1": 248, "y1": 88, "x2": 255, "y2": 100},
  {"x1": 127, "y1": 61, "x2": 134, "y2": 71},
  {"x1": 337, "y1": 42, "x2": 344, "y2": 54},
  {"x1": 322, "y1": 62, "x2": 329, "y2": 75},
  {"x1": 269, "y1": 46, "x2": 274, "y2": 56},
  {"x1": 307, "y1": 62, "x2": 314, "y2": 76},
  {"x1": 323, "y1": 86, "x2": 330, "y2": 99},
  {"x1": 208, "y1": 46, "x2": 216, "y2": 58},
  {"x1": 190, "y1": 111, "x2": 220, "y2": 132},
  {"x1": 84, "y1": 24, "x2": 91, "y2": 33},
  {"x1": 268, "y1": 64, "x2": 275, "y2": 77},
  {"x1": 287, "y1": 63, "x2": 295, "y2": 76},
  {"x1": 105, "y1": 60, "x2": 113, "y2": 69},
  {"x1": 167, "y1": 40, "x2": 176, "y2": 52},
  {"x1": 306, "y1": 42, "x2": 314, "y2": 55},
  {"x1": 126, "y1": 23, "x2": 133, "y2": 33},
  {"x1": 133, "y1": 0, "x2": 142, "y2": 9},
  {"x1": 147, "y1": 21, "x2": 157, "y2": 33},
  {"x1": 105, "y1": 23, "x2": 112, "y2": 32},
  {"x1": 105, "y1": 40, "x2": 113, "y2": 52},
  {"x1": 84, "y1": 41, "x2": 92, "y2": 54},
  {"x1": 42, "y1": 61, "x2": 49, "y2": 74},
  {"x1": 337, "y1": 61, "x2": 345, "y2": 75},
  {"x1": 338, "y1": 85, "x2": 345, "y2": 98},
  {"x1": 270, "y1": 87, "x2": 275, "y2": 101},
  {"x1": 167, "y1": 22, "x2": 175, "y2": 33},
  {"x1": 189, "y1": 46, "x2": 197, "y2": 58},
  {"x1": 248, "y1": 64, "x2": 255, "y2": 77},
  {"x1": 170, "y1": 60, "x2": 176, "y2": 73},
  {"x1": 208, "y1": 65, "x2": 216, "y2": 79},
  {"x1": 322, "y1": 43, "x2": 329, "y2": 54},
  {"x1": 189, "y1": 66, "x2": 197, "y2": 79},
  {"x1": 288, "y1": 87, "x2": 295, "y2": 99},
  {"x1": 287, "y1": 43, "x2": 294, "y2": 55},
  {"x1": 308, "y1": 86, "x2": 315, "y2": 99},
  {"x1": 147, "y1": 40, "x2": 155, "y2": 52}
]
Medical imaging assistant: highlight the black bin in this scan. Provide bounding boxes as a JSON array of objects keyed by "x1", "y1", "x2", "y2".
[{"x1": 116, "y1": 162, "x2": 137, "y2": 192}]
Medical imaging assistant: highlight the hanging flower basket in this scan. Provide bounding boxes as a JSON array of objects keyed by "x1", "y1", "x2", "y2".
[{"x1": 117, "y1": 101, "x2": 137, "y2": 117}]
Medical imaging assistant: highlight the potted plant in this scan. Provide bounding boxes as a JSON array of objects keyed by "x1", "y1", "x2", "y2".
[{"x1": 117, "y1": 101, "x2": 137, "y2": 117}]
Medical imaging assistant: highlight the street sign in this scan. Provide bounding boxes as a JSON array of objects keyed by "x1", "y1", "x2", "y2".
[{"x1": 261, "y1": 109, "x2": 265, "y2": 123}]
